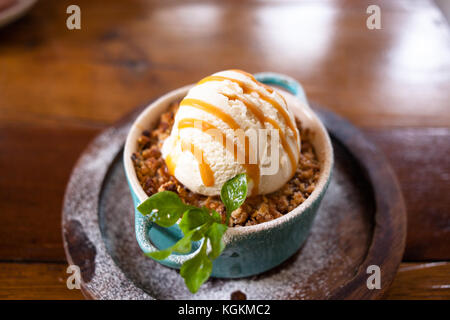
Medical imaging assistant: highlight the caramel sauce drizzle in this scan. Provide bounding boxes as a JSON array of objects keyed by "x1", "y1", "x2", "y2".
[
  {"x1": 264, "y1": 118, "x2": 297, "y2": 179},
  {"x1": 198, "y1": 74, "x2": 299, "y2": 144},
  {"x1": 180, "y1": 140, "x2": 215, "y2": 187},
  {"x1": 180, "y1": 98, "x2": 240, "y2": 130},
  {"x1": 165, "y1": 136, "x2": 214, "y2": 187},
  {"x1": 230, "y1": 69, "x2": 288, "y2": 106},
  {"x1": 165, "y1": 149, "x2": 178, "y2": 176},
  {"x1": 220, "y1": 92, "x2": 298, "y2": 178},
  {"x1": 230, "y1": 69, "x2": 275, "y2": 94},
  {"x1": 179, "y1": 98, "x2": 261, "y2": 193},
  {"x1": 166, "y1": 71, "x2": 300, "y2": 194},
  {"x1": 177, "y1": 118, "x2": 260, "y2": 195}
]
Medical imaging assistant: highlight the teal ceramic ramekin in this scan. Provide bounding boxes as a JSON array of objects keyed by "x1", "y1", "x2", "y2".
[{"x1": 123, "y1": 73, "x2": 333, "y2": 278}]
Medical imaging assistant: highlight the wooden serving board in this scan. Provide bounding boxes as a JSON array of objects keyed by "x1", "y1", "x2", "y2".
[{"x1": 62, "y1": 103, "x2": 406, "y2": 300}]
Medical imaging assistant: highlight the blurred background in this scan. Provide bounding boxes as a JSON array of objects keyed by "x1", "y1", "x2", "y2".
[{"x1": 0, "y1": 0, "x2": 449, "y2": 299}]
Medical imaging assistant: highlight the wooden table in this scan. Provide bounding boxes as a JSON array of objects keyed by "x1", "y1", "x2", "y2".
[{"x1": 0, "y1": 0, "x2": 449, "y2": 300}]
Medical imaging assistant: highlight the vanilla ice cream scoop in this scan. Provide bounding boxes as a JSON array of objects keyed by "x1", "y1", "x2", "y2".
[{"x1": 162, "y1": 70, "x2": 301, "y2": 196}]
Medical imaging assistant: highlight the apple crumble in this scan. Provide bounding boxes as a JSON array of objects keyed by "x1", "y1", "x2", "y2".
[{"x1": 132, "y1": 101, "x2": 321, "y2": 227}]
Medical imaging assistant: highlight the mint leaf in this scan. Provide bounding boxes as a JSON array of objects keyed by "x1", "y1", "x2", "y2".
[
  {"x1": 137, "y1": 191, "x2": 194, "y2": 227},
  {"x1": 206, "y1": 222, "x2": 227, "y2": 260},
  {"x1": 220, "y1": 173, "x2": 248, "y2": 222},
  {"x1": 146, "y1": 247, "x2": 172, "y2": 260},
  {"x1": 180, "y1": 240, "x2": 212, "y2": 293},
  {"x1": 211, "y1": 209, "x2": 222, "y2": 223},
  {"x1": 179, "y1": 207, "x2": 212, "y2": 240},
  {"x1": 146, "y1": 227, "x2": 199, "y2": 260},
  {"x1": 170, "y1": 229, "x2": 197, "y2": 254}
]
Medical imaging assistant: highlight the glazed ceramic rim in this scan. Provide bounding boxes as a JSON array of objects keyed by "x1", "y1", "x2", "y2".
[{"x1": 124, "y1": 85, "x2": 333, "y2": 240}]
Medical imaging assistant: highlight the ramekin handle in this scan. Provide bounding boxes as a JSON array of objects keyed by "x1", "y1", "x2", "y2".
[{"x1": 135, "y1": 205, "x2": 204, "y2": 269}]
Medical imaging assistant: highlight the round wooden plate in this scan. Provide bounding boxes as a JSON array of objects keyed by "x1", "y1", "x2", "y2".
[{"x1": 62, "y1": 103, "x2": 406, "y2": 300}]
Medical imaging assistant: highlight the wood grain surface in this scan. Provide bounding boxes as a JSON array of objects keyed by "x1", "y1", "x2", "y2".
[
  {"x1": 0, "y1": 0, "x2": 449, "y2": 299},
  {"x1": 1, "y1": 262, "x2": 448, "y2": 300},
  {"x1": 0, "y1": 263, "x2": 84, "y2": 300}
]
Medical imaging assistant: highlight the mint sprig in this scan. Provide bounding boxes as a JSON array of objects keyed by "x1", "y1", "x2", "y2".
[
  {"x1": 220, "y1": 173, "x2": 248, "y2": 222},
  {"x1": 137, "y1": 191, "x2": 196, "y2": 227},
  {"x1": 180, "y1": 240, "x2": 212, "y2": 293},
  {"x1": 137, "y1": 174, "x2": 247, "y2": 293}
]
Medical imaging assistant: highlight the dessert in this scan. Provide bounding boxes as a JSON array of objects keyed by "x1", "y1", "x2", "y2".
[{"x1": 132, "y1": 70, "x2": 320, "y2": 227}]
